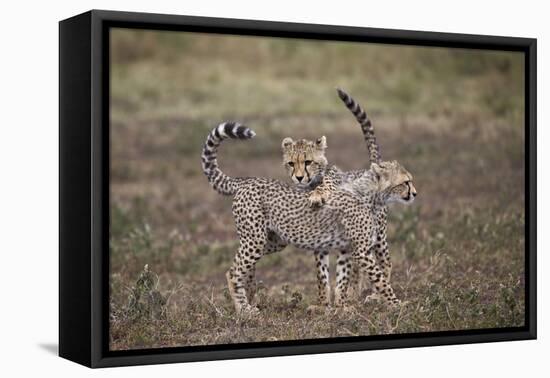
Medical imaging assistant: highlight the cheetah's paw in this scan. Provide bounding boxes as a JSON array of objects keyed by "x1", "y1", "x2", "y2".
[
  {"x1": 237, "y1": 304, "x2": 260, "y2": 318},
  {"x1": 308, "y1": 192, "x2": 326, "y2": 208},
  {"x1": 363, "y1": 293, "x2": 381, "y2": 304},
  {"x1": 306, "y1": 304, "x2": 329, "y2": 315}
]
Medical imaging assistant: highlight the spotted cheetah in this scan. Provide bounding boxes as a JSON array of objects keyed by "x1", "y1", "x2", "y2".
[
  {"x1": 201, "y1": 122, "x2": 416, "y2": 313},
  {"x1": 281, "y1": 136, "x2": 361, "y2": 305},
  {"x1": 317, "y1": 88, "x2": 400, "y2": 303},
  {"x1": 280, "y1": 88, "x2": 392, "y2": 305}
]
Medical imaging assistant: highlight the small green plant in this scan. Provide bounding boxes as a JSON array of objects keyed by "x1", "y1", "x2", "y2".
[{"x1": 125, "y1": 264, "x2": 167, "y2": 321}]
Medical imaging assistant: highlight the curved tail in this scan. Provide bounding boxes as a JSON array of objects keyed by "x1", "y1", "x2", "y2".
[
  {"x1": 201, "y1": 122, "x2": 256, "y2": 195},
  {"x1": 336, "y1": 88, "x2": 381, "y2": 164}
]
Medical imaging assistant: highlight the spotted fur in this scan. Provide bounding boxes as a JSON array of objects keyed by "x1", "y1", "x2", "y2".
[
  {"x1": 279, "y1": 89, "x2": 385, "y2": 305},
  {"x1": 201, "y1": 123, "x2": 416, "y2": 313},
  {"x1": 281, "y1": 137, "x2": 355, "y2": 305}
]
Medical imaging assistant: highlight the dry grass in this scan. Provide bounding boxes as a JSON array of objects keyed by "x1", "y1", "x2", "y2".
[{"x1": 109, "y1": 29, "x2": 525, "y2": 350}]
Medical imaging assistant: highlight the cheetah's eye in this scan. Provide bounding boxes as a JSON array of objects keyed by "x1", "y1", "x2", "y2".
[
  {"x1": 305, "y1": 160, "x2": 313, "y2": 166},
  {"x1": 287, "y1": 162, "x2": 294, "y2": 167}
]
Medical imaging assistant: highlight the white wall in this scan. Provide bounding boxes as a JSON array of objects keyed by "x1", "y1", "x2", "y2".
[{"x1": 0, "y1": 0, "x2": 546, "y2": 376}]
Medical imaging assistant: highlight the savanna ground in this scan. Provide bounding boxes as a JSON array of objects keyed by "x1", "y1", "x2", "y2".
[{"x1": 109, "y1": 29, "x2": 526, "y2": 350}]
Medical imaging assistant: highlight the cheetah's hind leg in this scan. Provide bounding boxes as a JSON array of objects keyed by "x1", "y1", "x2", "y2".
[
  {"x1": 226, "y1": 235, "x2": 266, "y2": 314},
  {"x1": 347, "y1": 260, "x2": 362, "y2": 300},
  {"x1": 245, "y1": 231, "x2": 286, "y2": 306},
  {"x1": 353, "y1": 250, "x2": 400, "y2": 308},
  {"x1": 364, "y1": 231, "x2": 391, "y2": 304},
  {"x1": 313, "y1": 250, "x2": 330, "y2": 306},
  {"x1": 334, "y1": 249, "x2": 354, "y2": 307},
  {"x1": 245, "y1": 265, "x2": 257, "y2": 305}
]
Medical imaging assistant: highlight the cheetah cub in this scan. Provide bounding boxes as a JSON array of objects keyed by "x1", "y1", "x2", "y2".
[
  {"x1": 201, "y1": 122, "x2": 416, "y2": 313},
  {"x1": 281, "y1": 136, "x2": 359, "y2": 306},
  {"x1": 279, "y1": 87, "x2": 410, "y2": 306}
]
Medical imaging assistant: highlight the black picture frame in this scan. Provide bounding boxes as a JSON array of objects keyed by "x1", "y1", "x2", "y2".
[{"x1": 59, "y1": 9, "x2": 537, "y2": 368}]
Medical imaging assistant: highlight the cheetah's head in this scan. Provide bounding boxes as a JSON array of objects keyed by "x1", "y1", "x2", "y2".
[
  {"x1": 372, "y1": 160, "x2": 417, "y2": 204},
  {"x1": 281, "y1": 136, "x2": 328, "y2": 184}
]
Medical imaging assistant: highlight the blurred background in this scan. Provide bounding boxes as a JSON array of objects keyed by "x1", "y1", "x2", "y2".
[{"x1": 109, "y1": 28, "x2": 525, "y2": 350}]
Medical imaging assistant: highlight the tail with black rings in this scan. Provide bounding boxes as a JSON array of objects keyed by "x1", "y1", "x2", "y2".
[
  {"x1": 201, "y1": 122, "x2": 256, "y2": 195},
  {"x1": 336, "y1": 88, "x2": 381, "y2": 164}
]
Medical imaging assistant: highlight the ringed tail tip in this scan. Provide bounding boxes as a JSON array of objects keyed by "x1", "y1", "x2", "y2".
[
  {"x1": 215, "y1": 121, "x2": 256, "y2": 139},
  {"x1": 336, "y1": 87, "x2": 348, "y2": 101}
]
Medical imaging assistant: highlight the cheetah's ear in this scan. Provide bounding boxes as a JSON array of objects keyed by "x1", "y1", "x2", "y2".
[
  {"x1": 315, "y1": 136, "x2": 327, "y2": 150},
  {"x1": 282, "y1": 137, "x2": 294, "y2": 150},
  {"x1": 371, "y1": 162, "x2": 382, "y2": 180}
]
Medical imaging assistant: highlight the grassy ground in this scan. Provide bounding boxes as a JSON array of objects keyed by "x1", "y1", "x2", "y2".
[{"x1": 109, "y1": 29, "x2": 526, "y2": 350}]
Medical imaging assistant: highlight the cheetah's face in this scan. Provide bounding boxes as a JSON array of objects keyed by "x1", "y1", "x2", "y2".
[
  {"x1": 372, "y1": 160, "x2": 417, "y2": 204},
  {"x1": 281, "y1": 136, "x2": 328, "y2": 184}
]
